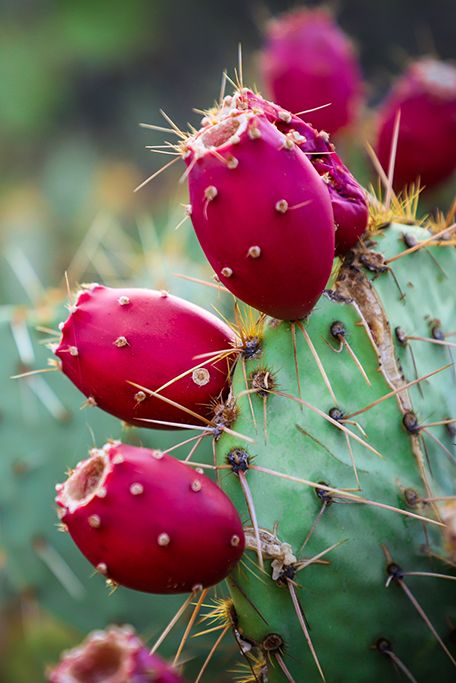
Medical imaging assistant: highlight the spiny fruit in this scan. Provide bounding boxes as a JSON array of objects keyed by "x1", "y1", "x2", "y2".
[
  {"x1": 375, "y1": 57, "x2": 456, "y2": 191},
  {"x1": 261, "y1": 7, "x2": 363, "y2": 135},
  {"x1": 48, "y1": 625, "x2": 184, "y2": 682},
  {"x1": 184, "y1": 108, "x2": 335, "y2": 320},
  {"x1": 239, "y1": 88, "x2": 368, "y2": 255},
  {"x1": 55, "y1": 284, "x2": 236, "y2": 428},
  {"x1": 56, "y1": 441, "x2": 245, "y2": 593}
]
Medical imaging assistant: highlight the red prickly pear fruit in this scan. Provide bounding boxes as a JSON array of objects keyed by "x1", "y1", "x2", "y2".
[
  {"x1": 48, "y1": 624, "x2": 184, "y2": 682},
  {"x1": 210, "y1": 88, "x2": 367, "y2": 255},
  {"x1": 375, "y1": 58, "x2": 456, "y2": 191},
  {"x1": 261, "y1": 8, "x2": 363, "y2": 135},
  {"x1": 55, "y1": 442, "x2": 245, "y2": 593},
  {"x1": 55, "y1": 285, "x2": 236, "y2": 428},
  {"x1": 185, "y1": 111, "x2": 335, "y2": 320}
]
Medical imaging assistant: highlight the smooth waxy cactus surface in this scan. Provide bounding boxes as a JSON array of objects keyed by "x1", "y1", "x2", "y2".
[
  {"x1": 55, "y1": 285, "x2": 235, "y2": 428},
  {"x1": 56, "y1": 442, "x2": 245, "y2": 594}
]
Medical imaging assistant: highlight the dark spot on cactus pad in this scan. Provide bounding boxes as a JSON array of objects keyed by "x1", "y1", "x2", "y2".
[
  {"x1": 242, "y1": 336, "x2": 262, "y2": 359},
  {"x1": 375, "y1": 637, "x2": 392, "y2": 653},
  {"x1": 262, "y1": 633, "x2": 285, "y2": 653},
  {"x1": 211, "y1": 396, "x2": 239, "y2": 439},
  {"x1": 359, "y1": 253, "x2": 388, "y2": 274},
  {"x1": 386, "y1": 562, "x2": 404, "y2": 582},
  {"x1": 402, "y1": 412, "x2": 420, "y2": 434},
  {"x1": 250, "y1": 368, "x2": 276, "y2": 397},
  {"x1": 329, "y1": 407, "x2": 344, "y2": 422},
  {"x1": 403, "y1": 233, "x2": 418, "y2": 248},
  {"x1": 431, "y1": 321, "x2": 445, "y2": 341},
  {"x1": 446, "y1": 419, "x2": 456, "y2": 440},
  {"x1": 330, "y1": 320, "x2": 346, "y2": 338},
  {"x1": 315, "y1": 482, "x2": 334, "y2": 506},
  {"x1": 227, "y1": 449, "x2": 250, "y2": 474},
  {"x1": 404, "y1": 488, "x2": 420, "y2": 507},
  {"x1": 275, "y1": 564, "x2": 297, "y2": 586},
  {"x1": 394, "y1": 326, "x2": 407, "y2": 345}
]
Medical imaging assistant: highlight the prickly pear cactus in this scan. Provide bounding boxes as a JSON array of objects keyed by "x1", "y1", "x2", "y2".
[{"x1": 215, "y1": 222, "x2": 456, "y2": 682}]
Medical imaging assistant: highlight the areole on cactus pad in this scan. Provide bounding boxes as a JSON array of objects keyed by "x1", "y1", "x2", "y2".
[
  {"x1": 56, "y1": 441, "x2": 245, "y2": 594},
  {"x1": 48, "y1": 625, "x2": 184, "y2": 683},
  {"x1": 55, "y1": 284, "x2": 236, "y2": 428}
]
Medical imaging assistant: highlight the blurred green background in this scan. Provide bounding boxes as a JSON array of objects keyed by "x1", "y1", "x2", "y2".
[{"x1": 0, "y1": 1, "x2": 455, "y2": 681}]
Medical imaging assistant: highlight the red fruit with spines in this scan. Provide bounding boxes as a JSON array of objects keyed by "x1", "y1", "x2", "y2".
[
  {"x1": 185, "y1": 110, "x2": 335, "y2": 320},
  {"x1": 56, "y1": 442, "x2": 245, "y2": 593},
  {"x1": 375, "y1": 57, "x2": 456, "y2": 191},
  {"x1": 48, "y1": 625, "x2": 184, "y2": 682},
  {"x1": 55, "y1": 285, "x2": 235, "y2": 428},
  {"x1": 242, "y1": 89, "x2": 368, "y2": 254},
  {"x1": 261, "y1": 7, "x2": 363, "y2": 135},
  {"x1": 210, "y1": 88, "x2": 367, "y2": 256}
]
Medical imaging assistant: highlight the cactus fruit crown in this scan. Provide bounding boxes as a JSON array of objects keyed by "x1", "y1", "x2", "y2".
[
  {"x1": 49, "y1": 71, "x2": 456, "y2": 683},
  {"x1": 48, "y1": 625, "x2": 184, "y2": 682}
]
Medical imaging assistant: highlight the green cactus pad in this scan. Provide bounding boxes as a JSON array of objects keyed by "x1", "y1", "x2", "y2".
[{"x1": 215, "y1": 224, "x2": 456, "y2": 682}]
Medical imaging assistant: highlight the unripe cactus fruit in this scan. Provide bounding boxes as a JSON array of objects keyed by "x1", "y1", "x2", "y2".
[
  {"x1": 56, "y1": 442, "x2": 245, "y2": 593},
  {"x1": 55, "y1": 285, "x2": 235, "y2": 428},
  {"x1": 239, "y1": 89, "x2": 368, "y2": 255},
  {"x1": 261, "y1": 8, "x2": 363, "y2": 135},
  {"x1": 184, "y1": 111, "x2": 335, "y2": 320},
  {"x1": 48, "y1": 624, "x2": 184, "y2": 682},
  {"x1": 375, "y1": 58, "x2": 456, "y2": 191}
]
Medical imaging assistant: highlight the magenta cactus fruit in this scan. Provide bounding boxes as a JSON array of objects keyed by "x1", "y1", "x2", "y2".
[
  {"x1": 261, "y1": 7, "x2": 363, "y2": 135},
  {"x1": 55, "y1": 285, "x2": 235, "y2": 427},
  {"x1": 184, "y1": 109, "x2": 335, "y2": 320},
  {"x1": 55, "y1": 442, "x2": 245, "y2": 593},
  {"x1": 233, "y1": 88, "x2": 368, "y2": 254},
  {"x1": 375, "y1": 58, "x2": 456, "y2": 191},
  {"x1": 48, "y1": 625, "x2": 184, "y2": 682}
]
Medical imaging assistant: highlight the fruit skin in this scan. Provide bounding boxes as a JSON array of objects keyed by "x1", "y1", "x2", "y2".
[
  {"x1": 216, "y1": 223, "x2": 456, "y2": 681},
  {"x1": 375, "y1": 58, "x2": 456, "y2": 191},
  {"x1": 55, "y1": 285, "x2": 236, "y2": 428},
  {"x1": 56, "y1": 442, "x2": 245, "y2": 594},
  {"x1": 185, "y1": 111, "x2": 335, "y2": 320},
  {"x1": 242, "y1": 89, "x2": 368, "y2": 255},
  {"x1": 261, "y1": 7, "x2": 363, "y2": 135},
  {"x1": 48, "y1": 625, "x2": 184, "y2": 682}
]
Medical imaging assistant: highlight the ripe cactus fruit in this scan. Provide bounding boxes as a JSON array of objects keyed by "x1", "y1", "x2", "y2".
[
  {"x1": 375, "y1": 58, "x2": 456, "y2": 191},
  {"x1": 48, "y1": 625, "x2": 184, "y2": 682},
  {"x1": 56, "y1": 442, "x2": 245, "y2": 593},
  {"x1": 261, "y1": 7, "x2": 363, "y2": 135},
  {"x1": 55, "y1": 285, "x2": 235, "y2": 428},
  {"x1": 214, "y1": 222, "x2": 456, "y2": 681},
  {"x1": 239, "y1": 88, "x2": 368, "y2": 254},
  {"x1": 184, "y1": 109, "x2": 335, "y2": 320}
]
